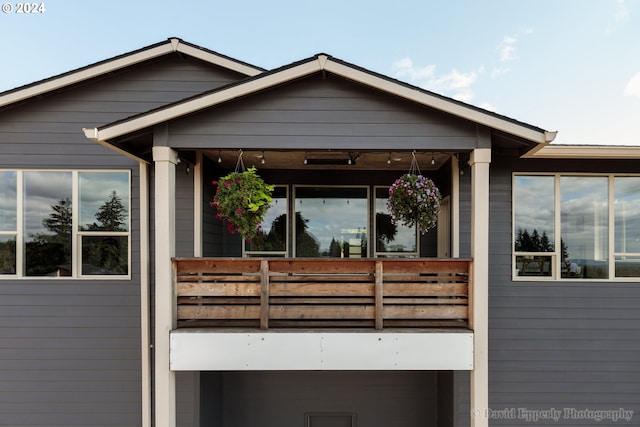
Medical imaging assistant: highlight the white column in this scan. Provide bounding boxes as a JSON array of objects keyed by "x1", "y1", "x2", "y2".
[
  {"x1": 152, "y1": 146, "x2": 178, "y2": 427},
  {"x1": 139, "y1": 162, "x2": 152, "y2": 427},
  {"x1": 469, "y1": 148, "x2": 490, "y2": 427}
]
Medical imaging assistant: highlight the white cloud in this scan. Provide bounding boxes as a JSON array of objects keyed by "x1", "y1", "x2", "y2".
[
  {"x1": 606, "y1": 0, "x2": 630, "y2": 33},
  {"x1": 615, "y1": 0, "x2": 629, "y2": 23},
  {"x1": 392, "y1": 57, "x2": 435, "y2": 81},
  {"x1": 430, "y1": 69, "x2": 478, "y2": 91},
  {"x1": 478, "y1": 102, "x2": 496, "y2": 112},
  {"x1": 624, "y1": 72, "x2": 640, "y2": 99},
  {"x1": 392, "y1": 58, "x2": 479, "y2": 102},
  {"x1": 491, "y1": 66, "x2": 510, "y2": 78},
  {"x1": 498, "y1": 36, "x2": 518, "y2": 62}
]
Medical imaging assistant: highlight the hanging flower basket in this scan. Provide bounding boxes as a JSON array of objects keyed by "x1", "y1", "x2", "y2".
[
  {"x1": 387, "y1": 153, "x2": 441, "y2": 233},
  {"x1": 211, "y1": 166, "x2": 274, "y2": 240}
]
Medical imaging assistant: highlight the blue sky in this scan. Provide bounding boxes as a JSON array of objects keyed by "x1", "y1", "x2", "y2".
[{"x1": 1, "y1": 0, "x2": 639, "y2": 145}]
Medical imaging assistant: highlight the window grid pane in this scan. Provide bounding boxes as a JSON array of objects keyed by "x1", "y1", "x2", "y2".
[
  {"x1": 24, "y1": 171, "x2": 73, "y2": 277},
  {"x1": 374, "y1": 187, "x2": 417, "y2": 255},
  {"x1": 295, "y1": 187, "x2": 368, "y2": 258},
  {"x1": 560, "y1": 177, "x2": 608, "y2": 279}
]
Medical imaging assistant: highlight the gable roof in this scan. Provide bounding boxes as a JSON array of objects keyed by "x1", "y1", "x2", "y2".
[
  {"x1": 0, "y1": 38, "x2": 265, "y2": 109},
  {"x1": 84, "y1": 53, "x2": 557, "y2": 147}
]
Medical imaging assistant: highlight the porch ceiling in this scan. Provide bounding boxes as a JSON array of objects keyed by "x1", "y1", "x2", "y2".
[{"x1": 206, "y1": 149, "x2": 452, "y2": 170}]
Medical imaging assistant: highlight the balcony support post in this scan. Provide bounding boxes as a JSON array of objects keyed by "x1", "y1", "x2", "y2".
[
  {"x1": 469, "y1": 147, "x2": 491, "y2": 427},
  {"x1": 152, "y1": 145, "x2": 178, "y2": 427},
  {"x1": 375, "y1": 261, "x2": 384, "y2": 330},
  {"x1": 260, "y1": 260, "x2": 270, "y2": 329}
]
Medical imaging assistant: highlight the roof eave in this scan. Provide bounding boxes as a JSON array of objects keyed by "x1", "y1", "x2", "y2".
[
  {"x1": 523, "y1": 144, "x2": 640, "y2": 159},
  {"x1": 0, "y1": 38, "x2": 264, "y2": 109},
  {"x1": 83, "y1": 127, "x2": 149, "y2": 164},
  {"x1": 89, "y1": 55, "x2": 327, "y2": 142},
  {"x1": 87, "y1": 54, "x2": 555, "y2": 146}
]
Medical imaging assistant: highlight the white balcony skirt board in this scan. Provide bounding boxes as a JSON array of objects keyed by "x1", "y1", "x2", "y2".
[{"x1": 170, "y1": 330, "x2": 473, "y2": 371}]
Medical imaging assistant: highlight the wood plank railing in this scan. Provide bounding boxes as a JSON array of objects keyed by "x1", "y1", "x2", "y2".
[{"x1": 173, "y1": 258, "x2": 472, "y2": 330}]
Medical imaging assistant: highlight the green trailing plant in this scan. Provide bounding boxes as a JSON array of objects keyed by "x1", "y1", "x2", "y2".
[{"x1": 211, "y1": 167, "x2": 274, "y2": 240}]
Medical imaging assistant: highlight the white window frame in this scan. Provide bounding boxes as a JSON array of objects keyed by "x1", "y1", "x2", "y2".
[
  {"x1": 513, "y1": 172, "x2": 640, "y2": 281},
  {"x1": 0, "y1": 169, "x2": 131, "y2": 280}
]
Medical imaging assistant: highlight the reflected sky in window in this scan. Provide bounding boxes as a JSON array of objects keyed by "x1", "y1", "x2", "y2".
[
  {"x1": 0, "y1": 171, "x2": 17, "y2": 231},
  {"x1": 561, "y1": 176, "x2": 608, "y2": 262},
  {"x1": 295, "y1": 187, "x2": 368, "y2": 256},
  {"x1": 513, "y1": 175, "x2": 555, "y2": 248},
  {"x1": 79, "y1": 172, "x2": 129, "y2": 231},
  {"x1": 614, "y1": 177, "x2": 640, "y2": 254},
  {"x1": 374, "y1": 187, "x2": 416, "y2": 253},
  {"x1": 24, "y1": 171, "x2": 72, "y2": 238}
]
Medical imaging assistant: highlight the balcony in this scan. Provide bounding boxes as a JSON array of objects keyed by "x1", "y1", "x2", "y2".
[{"x1": 173, "y1": 257, "x2": 472, "y2": 330}]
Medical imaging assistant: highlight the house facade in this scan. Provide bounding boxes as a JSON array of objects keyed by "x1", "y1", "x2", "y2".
[{"x1": 0, "y1": 38, "x2": 638, "y2": 427}]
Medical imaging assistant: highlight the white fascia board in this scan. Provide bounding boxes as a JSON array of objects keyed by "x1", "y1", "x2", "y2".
[
  {"x1": 323, "y1": 59, "x2": 555, "y2": 145},
  {"x1": 83, "y1": 128, "x2": 149, "y2": 164},
  {"x1": 93, "y1": 60, "x2": 322, "y2": 141},
  {"x1": 175, "y1": 42, "x2": 263, "y2": 77},
  {"x1": 170, "y1": 330, "x2": 474, "y2": 371},
  {"x1": 0, "y1": 44, "x2": 175, "y2": 109},
  {"x1": 0, "y1": 39, "x2": 263, "y2": 110},
  {"x1": 524, "y1": 144, "x2": 640, "y2": 159}
]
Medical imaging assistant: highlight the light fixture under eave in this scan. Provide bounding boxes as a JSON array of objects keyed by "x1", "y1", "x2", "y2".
[
  {"x1": 303, "y1": 152, "x2": 308, "y2": 165},
  {"x1": 431, "y1": 154, "x2": 436, "y2": 165},
  {"x1": 260, "y1": 150, "x2": 265, "y2": 164},
  {"x1": 217, "y1": 150, "x2": 222, "y2": 163},
  {"x1": 387, "y1": 152, "x2": 392, "y2": 164}
]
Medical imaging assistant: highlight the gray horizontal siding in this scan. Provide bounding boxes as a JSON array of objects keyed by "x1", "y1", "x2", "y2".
[
  {"x1": 466, "y1": 154, "x2": 640, "y2": 426},
  {"x1": 176, "y1": 170, "x2": 195, "y2": 257},
  {"x1": 168, "y1": 73, "x2": 480, "y2": 151},
  {"x1": 0, "y1": 53, "x2": 245, "y2": 427},
  {"x1": 0, "y1": 54, "x2": 245, "y2": 168}
]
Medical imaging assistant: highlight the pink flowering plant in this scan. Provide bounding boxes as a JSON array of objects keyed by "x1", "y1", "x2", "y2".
[
  {"x1": 387, "y1": 174, "x2": 441, "y2": 233},
  {"x1": 211, "y1": 167, "x2": 274, "y2": 240}
]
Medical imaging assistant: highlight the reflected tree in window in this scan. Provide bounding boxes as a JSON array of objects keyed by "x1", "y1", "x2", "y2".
[
  {"x1": 245, "y1": 187, "x2": 287, "y2": 254},
  {"x1": 0, "y1": 237, "x2": 16, "y2": 274},
  {"x1": 294, "y1": 211, "x2": 320, "y2": 257},
  {"x1": 84, "y1": 191, "x2": 127, "y2": 232},
  {"x1": 82, "y1": 191, "x2": 128, "y2": 275},
  {"x1": 376, "y1": 212, "x2": 398, "y2": 252},
  {"x1": 26, "y1": 198, "x2": 72, "y2": 276},
  {"x1": 514, "y1": 228, "x2": 553, "y2": 252},
  {"x1": 247, "y1": 213, "x2": 287, "y2": 252}
]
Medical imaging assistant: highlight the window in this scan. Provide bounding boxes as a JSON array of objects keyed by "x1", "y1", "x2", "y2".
[
  {"x1": 0, "y1": 170, "x2": 130, "y2": 278},
  {"x1": 244, "y1": 186, "x2": 288, "y2": 256},
  {"x1": 513, "y1": 174, "x2": 640, "y2": 280},
  {"x1": 0, "y1": 171, "x2": 17, "y2": 274},
  {"x1": 238, "y1": 185, "x2": 421, "y2": 259},
  {"x1": 294, "y1": 187, "x2": 368, "y2": 258},
  {"x1": 374, "y1": 186, "x2": 418, "y2": 257}
]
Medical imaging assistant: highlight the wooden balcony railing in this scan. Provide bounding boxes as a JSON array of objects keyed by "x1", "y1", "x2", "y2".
[{"x1": 173, "y1": 258, "x2": 472, "y2": 330}]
